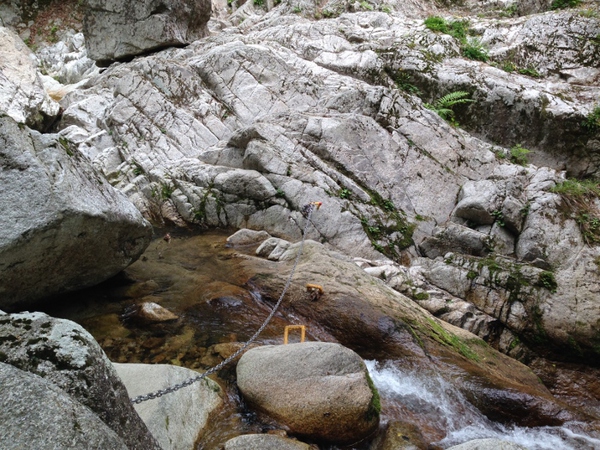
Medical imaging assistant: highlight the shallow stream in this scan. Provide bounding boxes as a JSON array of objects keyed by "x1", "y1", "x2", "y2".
[{"x1": 42, "y1": 229, "x2": 600, "y2": 449}]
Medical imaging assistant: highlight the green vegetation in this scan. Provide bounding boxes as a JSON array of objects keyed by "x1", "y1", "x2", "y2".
[
  {"x1": 462, "y1": 38, "x2": 489, "y2": 62},
  {"x1": 275, "y1": 188, "x2": 286, "y2": 198},
  {"x1": 518, "y1": 67, "x2": 541, "y2": 77},
  {"x1": 536, "y1": 271, "x2": 558, "y2": 293},
  {"x1": 338, "y1": 188, "x2": 351, "y2": 199},
  {"x1": 253, "y1": 0, "x2": 264, "y2": 5},
  {"x1": 491, "y1": 210, "x2": 505, "y2": 227},
  {"x1": 582, "y1": 106, "x2": 600, "y2": 132},
  {"x1": 160, "y1": 183, "x2": 175, "y2": 200},
  {"x1": 365, "y1": 371, "x2": 381, "y2": 421},
  {"x1": 424, "y1": 16, "x2": 488, "y2": 62},
  {"x1": 360, "y1": 1, "x2": 374, "y2": 10},
  {"x1": 424, "y1": 91, "x2": 474, "y2": 124},
  {"x1": 392, "y1": 71, "x2": 420, "y2": 95},
  {"x1": 509, "y1": 144, "x2": 531, "y2": 166},
  {"x1": 550, "y1": 0, "x2": 581, "y2": 9},
  {"x1": 551, "y1": 179, "x2": 600, "y2": 245},
  {"x1": 426, "y1": 318, "x2": 480, "y2": 361}
]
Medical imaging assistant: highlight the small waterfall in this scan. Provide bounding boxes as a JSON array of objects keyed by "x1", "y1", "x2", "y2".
[{"x1": 366, "y1": 360, "x2": 600, "y2": 450}]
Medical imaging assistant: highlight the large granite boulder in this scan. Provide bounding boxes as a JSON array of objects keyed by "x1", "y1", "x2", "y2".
[
  {"x1": 114, "y1": 363, "x2": 223, "y2": 450},
  {"x1": 83, "y1": 0, "x2": 212, "y2": 65},
  {"x1": 0, "y1": 26, "x2": 59, "y2": 130},
  {"x1": 0, "y1": 115, "x2": 152, "y2": 311},
  {"x1": 0, "y1": 312, "x2": 161, "y2": 450},
  {"x1": 0, "y1": 362, "x2": 128, "y2": 450},
  {"x1": 236, "y1": 342, "x2": 380, "y2": 444}
]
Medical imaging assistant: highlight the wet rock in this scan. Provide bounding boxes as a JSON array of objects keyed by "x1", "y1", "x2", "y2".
[
  {"x1": 446, "y1": 438, "x2": 527, "y2": 450},
  {"x1": 236, "y1": 342, "x2": 380, "y2": 444},
  {"x1": 0, "y1": 26, "x2": 59, "y2": 130},
  {"x1": 226, "y1": 228, "x2": 271, "y2": 247},
  {"x1": 0, "y1": 362, "x2": 128, "y2": 450},
  {"x1": 370, "y1": 421, "x2": 427, "y2": 450},
  {"x1": 0, "y1": 116, "x2": 152, "y2": 311},
  {"x1": 114, "y1": 363, "x2": 223, "y2": 450},
  {"x1": 82, "y1": 0, "x2": 212, "y2": 64},
  {"x1": 0, "y1": 312, "x2": 161, "y2": 450},
  {"x1": 121, "y1": 302, "x2": 179, "y2": 324},
  {"x1": 223, "y1": 434, "x2": 312, "y2": 450}
]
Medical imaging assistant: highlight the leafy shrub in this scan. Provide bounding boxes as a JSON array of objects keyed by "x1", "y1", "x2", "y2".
[
  {"x1": 551, "y1": 179, "x2": 600, "y2": 245},
  {"x1": 509, "y1": 144, "x2": 530, "y2": 165},
  {"x1": 583, "y1": 106, "x2": 600, "y2": 132},
  {"x1": 462, "y1": 38, "x2": 489, "y2": 62},
  {"x1": 550, "y1": 0, "x2": 581, "y2": 9}
]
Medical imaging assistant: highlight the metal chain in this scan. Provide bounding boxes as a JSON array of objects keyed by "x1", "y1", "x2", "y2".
[{"x1": 131, "y1": 205, "x2": 317, "y2": 404}]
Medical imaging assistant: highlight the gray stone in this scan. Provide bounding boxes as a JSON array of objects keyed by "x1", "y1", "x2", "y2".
[
  {"x1": 236, "y1": 342, "x2": 379, "y2": 444},
  {"x1": 83, "y1": 0, "x2": 212, "y2": 64},
  {"x1": 0, "y1": 115, "x2": 152, "y2": 311},
  {"x1": 0, "y1": 26, "x2": 59, "y2": 129},
  {"x1": 226, "y1": 228, "x2": 271, "y2": 247},
  {"x1": 114, "y1": 363, "x2": 223, "y2": 450},
  {"x1": 0, "y1": 312, "x2": 161, "y2": 450},
  {"x1": 0, "y1": 362, "x2": 128, "y2": 450},
  {"x1": 419, "y1": 222, "x2": 493, "y2": 258},
  {"x1": 224, "y1": 434, "x2": 312, "y2": 450},
  {"x1": 446, "y1": 438, "x2": 527, "y2": 450}
]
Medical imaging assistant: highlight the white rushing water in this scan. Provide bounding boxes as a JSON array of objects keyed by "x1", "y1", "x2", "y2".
[{"x1": 365, "y1": 360, "x2": 600, "y2": 450}]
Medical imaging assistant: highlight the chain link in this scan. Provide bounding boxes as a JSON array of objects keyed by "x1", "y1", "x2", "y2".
[{"x1": 131, "y1": 205, "x2": 317, "y2": 404}]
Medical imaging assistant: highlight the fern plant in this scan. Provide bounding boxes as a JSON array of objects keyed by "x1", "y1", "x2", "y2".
[{"x1": 425, "y1": 91, "x2": 474, "y2": 122}]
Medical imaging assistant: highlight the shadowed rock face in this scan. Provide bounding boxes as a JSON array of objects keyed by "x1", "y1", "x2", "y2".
[
  {"x1": 83, "y1": 0, "x2": 212, "y2": 64},
  {"x1": 0, "y1": 312, "x2": 162, "y2": 450},
  {"x1": 0, "y1": 362, "x2": 129, "y2": 450},
  {"x1": 0, "y1": 115, "x2": 152, "y2": 312}
]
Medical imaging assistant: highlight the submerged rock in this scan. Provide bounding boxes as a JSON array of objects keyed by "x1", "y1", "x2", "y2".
[
  {"x1": 223, "y1": 434, "x2": 313, "y2": 450},
  {"x1": 236, "y1": 342, "x2": 380, "y2": 444},
  {"x1": 0, "y1": 115, "x2": 152, "y2": 311},
  {"x1": 446, "y1": 438, "x2": 528, "y2": 450},
  {"x1": 0, "y1": 362, "x2": 128, "y2": 450},
  {"x1": 0, "y1": 312, "x2": 161, "y2": 450}
]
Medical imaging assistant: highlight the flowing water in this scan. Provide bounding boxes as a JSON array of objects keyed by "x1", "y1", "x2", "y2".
[
  {"x1": 42, "y1": 229, "x2": 600, "y2": 449},
  {"x1": 366, "y1": 360, "x2": 600, "y2": 449}
]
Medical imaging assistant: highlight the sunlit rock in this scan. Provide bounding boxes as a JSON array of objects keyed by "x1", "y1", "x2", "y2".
[{"x1": 236, "y1": 342, "x2": 380, "y2": 444}]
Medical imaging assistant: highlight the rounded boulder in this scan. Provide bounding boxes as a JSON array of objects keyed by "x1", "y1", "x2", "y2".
[{"x1": 236, "y1": 342, "x2": 380, "y2": 444}]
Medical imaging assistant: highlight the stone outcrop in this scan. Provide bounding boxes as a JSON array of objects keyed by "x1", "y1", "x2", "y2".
[
  {"x1": 114, "y1": 363, "x2": 223, "y2": 450},
  {"x1": 83, "y1": 0, "x2": 212, "y2": 64},
  {"x1": 0, "y1": 362, "x2": 128, "y2": 450},
  {"x1": 0, "y1": 115, "x2": 152, "y2": 311},
  {"x1": 236, "y1": 342, "x2": 380, "y2": 444},
  {"x1": 0, "y1": 312, "x2": 161, "y2": 450},
  {"x1": 0, "y1": 26, "x2": 59, "y2": 130}
]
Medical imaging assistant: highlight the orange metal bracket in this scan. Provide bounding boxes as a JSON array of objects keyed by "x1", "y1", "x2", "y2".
[{"x1": 284, "y1": 325, "x2": 306, "y2": 344}]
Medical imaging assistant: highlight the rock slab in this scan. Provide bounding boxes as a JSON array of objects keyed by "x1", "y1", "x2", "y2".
[
  {"x1": 0, "y1": 362, "x2": 128, "y2": 450},
  {"x1": 236, "y1": 342, "x2": 380, "y2": 444},
  {"x1": 0, "y1": 115, "x2": 152, "y2": 311},
  {"x1": 114, "y1": 363, "x2": 223, "y2": 450},
  {"x1": 83, "y1": 0, "x2": 212, "y2": 64},
  {"x1": 0, "y1": 312, "x2": 161, "y2": 450}
]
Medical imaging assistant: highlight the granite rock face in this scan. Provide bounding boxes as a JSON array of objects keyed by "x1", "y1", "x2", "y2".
[
  {"x1": 0, "y1": 362, "x2": 128, "y2": 450},
  {"x1": 237, "y1": 342, "x2": 379, "y2": 444},
  {"x1": 0, "y1": 115, "x2": 152, "y2": 311},
  {"x1": 0, "y1": 312, "x2": 161, "y2": 450},
  {"x1": 83, "y1": 0, "x2": 212, "y2": 64},
  {"x1": 0, "y1": 26, "x2": 59, "y2": 130}
]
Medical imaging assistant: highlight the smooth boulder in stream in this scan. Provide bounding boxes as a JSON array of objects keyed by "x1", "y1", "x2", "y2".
[{"x1": 236, "y1": 341, "x2": 380, "y2": 444}]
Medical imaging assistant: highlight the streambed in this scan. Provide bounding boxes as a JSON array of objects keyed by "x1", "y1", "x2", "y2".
[{"x1": 42, "y1": 229, "x2": 600, "y2": 449}]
